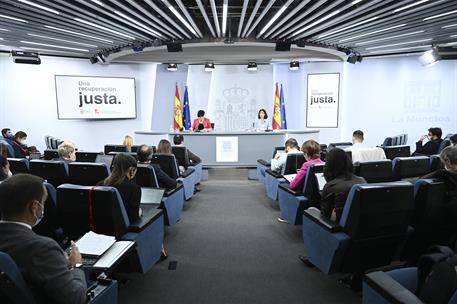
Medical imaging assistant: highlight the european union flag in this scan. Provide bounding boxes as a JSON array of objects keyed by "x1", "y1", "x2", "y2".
[
  {"x1": 182, "y1": 86, "x2": 191, "y2": 130},
  {"x1": 280, "y1": 84, "x2": 287, "y2": 129}
]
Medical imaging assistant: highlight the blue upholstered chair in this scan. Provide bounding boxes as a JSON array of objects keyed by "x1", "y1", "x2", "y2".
[
  {"x1": 33, "y1": 183, "x2": 62, "y2": 241},
  {"x1": 150, "y1": 154, "x2": 195, "y2": 201},
  {"x1": 7, "y1": 158, "x2": 29, "y2": 174},
  {"x1": 353, "y1": 160, "x2": 397, "y2": 183},
  {"x1": 363, "y1": 267, "x2": 457, "y2": 304},
  {"x1": 0, "y1": 251, "x2": 36, "y2": 304},
  {"x1": 383, "y1": 145, "x2": 411, "y2": 160},
  {"x1": 104, "y1": 144, "x2": 128, "y2": 155},
  {"x1": 135, "y1": 164, "x2": 185, "y2": 226},
  {"x1": 302, "y1": 182, "x2": 414, "y2": 276},
  {"x1": 75, "y1": 151, "x2": 103, "y2": 162},
  {"x1": 172, "y1": 146, "x2": 202, "y2": 185},
  {"x1": 392, "y1": 156, "x2": 430, "y2": 180},
  {"x1": 68, "y1": 162, "x2": 110, "y2": 186},
  {"x1": 264, "y1": 153, "x2": 306, "y2": 201},
  {"x1": 438, "y1": 139, "x2": 451, "y2": 153},
  {"x1": 43, "y1": 149, "x2": 59, "y2": 160},
  {"x1": 429, "y1": 154, "x2": 444, "y2": 171},
  {"x1": 277, "y1": 164, "x2": 324, "y2": 225},
  {"x1": 57, "y1": 184, "x2": 164, "y2": 274},
  {"x1": 381, "y1": 137, "x2": 393, "y2": 147},
  {"x1": 29, "y1": 160, "x2": 68, "y2": 188},
  {"x1": 403, "y1": 179, "x2": 457, "y2": 263},
  {"x1": 256, "y1": 146, "x2": 285, "y2": 184}
]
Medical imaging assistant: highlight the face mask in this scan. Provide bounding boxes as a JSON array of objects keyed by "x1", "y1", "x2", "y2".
[{"x1": 33, "y1": 202, "x2": 44, "y2": 227}]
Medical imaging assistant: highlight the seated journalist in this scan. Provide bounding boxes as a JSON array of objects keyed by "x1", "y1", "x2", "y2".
[
  {"x1": 137, "y1": 144, "x2": 178, "y2": 190},
  {"x1": 413, "y1": 127, "x2": 443, "y2": 156},
  {"x1": 0, "y1": 174, "x2": 86, "y2": 304}
]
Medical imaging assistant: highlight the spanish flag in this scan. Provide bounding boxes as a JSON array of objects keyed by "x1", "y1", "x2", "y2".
[
  {"x1": 173, "y1": 83, "x2": 183, "y2": 130},
  {"x1": 272, "y1": 82, "x2": 281, "y2": 130}
]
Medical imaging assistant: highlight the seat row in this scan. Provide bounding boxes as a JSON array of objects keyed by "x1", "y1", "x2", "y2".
[
  {"x1": 275, "y1": 155, "x2": 441, "y2": 226},
  {"x1": 8, "y1": 152, "x2": 201, "y2": 202}
]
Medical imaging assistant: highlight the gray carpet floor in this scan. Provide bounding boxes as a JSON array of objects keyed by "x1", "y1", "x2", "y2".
[{"x1": 119, "y1": 171, "x2": 361, "y2": 303}]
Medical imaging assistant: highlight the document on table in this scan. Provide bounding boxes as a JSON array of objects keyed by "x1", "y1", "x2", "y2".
[
  {"x1": 315, "y1": 173, "x2": 327, "y2": 191},
  {"x1": 283, "y1": 173, "x2": 297, "y2": 183},
  {"x1": 75, "y1": 231, "x2": 116, "y2": 257},
  {"x1": 93, "y1": 241, "x2": 135, "y2": 269}
]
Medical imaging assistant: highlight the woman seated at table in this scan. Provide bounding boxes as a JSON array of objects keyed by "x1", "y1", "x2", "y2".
[
  {"x1": 192, "y1": 110, "x2": 212, "y2": 132},
  {"x1": 98, "y1": 153, "x2": 142, "y2": 222},
  {"x1": 308, "y1": 148, "x2": 366, "y2": 222},
  {"x1": 254, "y1": 108, "x2": 271, "y2": 131},
  {"x1": 289, "y1": 140, "x2": 323, "y2": 190}
]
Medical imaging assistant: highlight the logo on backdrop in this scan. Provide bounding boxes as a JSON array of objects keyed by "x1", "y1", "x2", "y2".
[
  {"x1": 392, "y1": 81, "x2": 450, "y2": 124},
  {"x1": 78, "y1": 81, "x2": 121, "y2": 109},
  {"x1": 309, "y1": 92, "x2": 336, "y2": 106},
  {"x1": 213, "y1": 85, "x2": 257, "y2": 131}
]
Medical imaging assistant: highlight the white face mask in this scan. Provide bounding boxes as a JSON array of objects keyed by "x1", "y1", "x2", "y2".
[{"x1": 33, "y1": 202, "x2": 44, "y2": 227}]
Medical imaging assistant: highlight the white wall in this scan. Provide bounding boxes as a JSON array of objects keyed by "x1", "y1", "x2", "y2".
[
  {"x1": 0, "y1": 55, "x2": 157, "y2": 152},
  {"x1": 2, "y1": 54, "x2": 455, "y2": 154},
  {"x1": 342, "y1": 57, "x2": 457, "y2": 149}
]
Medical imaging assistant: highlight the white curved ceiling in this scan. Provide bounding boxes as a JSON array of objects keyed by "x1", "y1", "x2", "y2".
[{"x1": 0, "y1": 0, "x2": 455, "y2": 62}]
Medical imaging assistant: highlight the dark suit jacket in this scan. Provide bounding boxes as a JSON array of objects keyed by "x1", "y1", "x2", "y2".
[
  {"x1": 0, "y1": 222, "x2": 86, "y2": 304},
  {"x1": 414, "y1": 138, "x2": 443, "y2": 156},
  {"x1": 422, "y1": 169, "x2": 457, "y2": 189},
  {"x1": 98, "y1": 178, "x2": 141, "y2": 223},
  {"x1": 151, "y1": 163, "x2": 178, "y2": 190},
  {"x1": 320, "y1": 174, "x2": 366, "y2": 222}
]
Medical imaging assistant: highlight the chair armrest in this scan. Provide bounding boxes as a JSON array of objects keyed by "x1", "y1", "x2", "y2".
[
  {"x1": 265, "y1": 168, "x2": 281, "y2": 178},
  {"x1": 278, "y1": 183, "x2": 303, "y2": 196},
  {"x1": 257, "y1": 159, "x2": 271, "y2": 167},
  {"x1": 128, "y1": 209, "x2": 163, "y2": 233},
  {"x1": 303, "y1": 208, "x2": 342, "y2": 233},
  {"x1": 180, "y1": 168, "x2": 195, "y2": 178},
  {"x1": 164, "y1": 183, "x2": 184, "y2": 197},
  {"x1": 364, "y1": 271, "x2": 423, "y2": 304}
]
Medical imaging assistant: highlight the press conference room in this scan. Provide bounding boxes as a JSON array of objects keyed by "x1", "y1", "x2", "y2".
[{"x1": 1, "y1": 1, "x2": 457, "y2": 303}]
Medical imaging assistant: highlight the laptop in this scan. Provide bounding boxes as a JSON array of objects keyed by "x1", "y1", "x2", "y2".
[
  {"x1": 95, "y1": 154, "x2": 114, "y2": 168},
  {"x1": 315, "y1": 173, "x2": 327, "y2": 191},
  {"x1": 140, "y1": 187, "x2": 165, "y2": 205}
]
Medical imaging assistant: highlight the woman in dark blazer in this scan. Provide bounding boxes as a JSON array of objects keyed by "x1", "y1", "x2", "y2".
[
  {"x1": 99, "y1": 153, "x2": 141, "y2": 222},
  {"x1": 319, "y1": 148, "x2": 366, "y2": 222},
  {"x1": 99, "y1": 153, "x2": 168, "y2": 260}
]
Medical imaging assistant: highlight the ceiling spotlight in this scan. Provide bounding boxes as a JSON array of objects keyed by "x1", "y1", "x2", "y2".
[
  {"x1": 167, "y1": 63, "x2": 178, "y2": 71},
  {"x1": 89, "y1": 56, "x2": 98, "y2": 64},
  {"x1": 418, "y1": 48, "x2": 439, "y2": 67},
  {"x1": 289, "y1": 61, "x2": 299, "y2": 71},
  {"x1": 96, "y1": 53, "x2": 106, "y2": 63},
  {"x1": 11, "y1": 50, "x2": 40, "y2": 65},
  {"x1": 205, "y1": 62, "x2": 215, "y2": 72},
  {"x1": 347, "y1": 53, "x2": 357, "y2": 64},
  {"x1": 347, "y1": 51, "x2": 363, "y2": 64},
  {"x1": 247, "y1": 62, "x2": 257, "y2": 71}
]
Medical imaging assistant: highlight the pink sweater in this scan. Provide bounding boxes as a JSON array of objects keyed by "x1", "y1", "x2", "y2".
[{"x1": 289, "y1": 158, "x2": 324, "y2": 191}]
